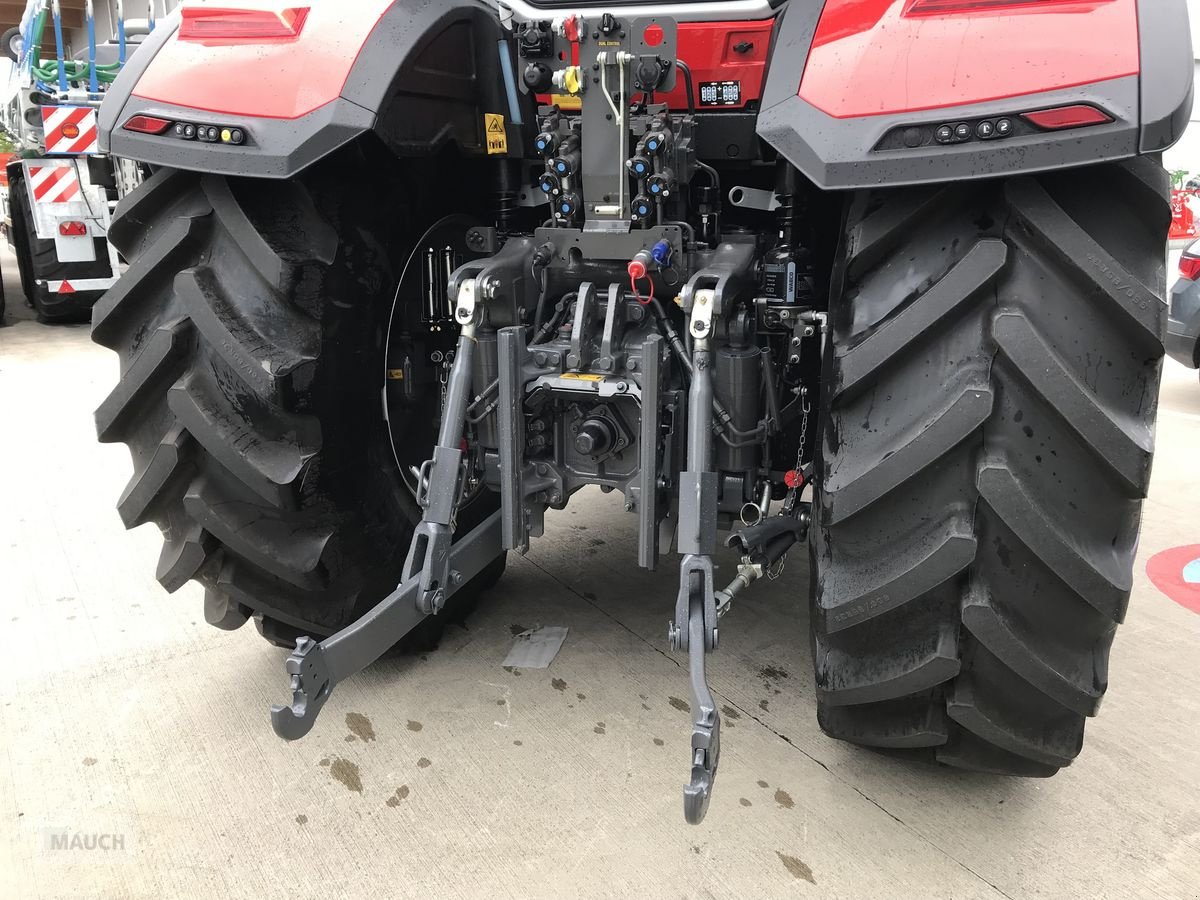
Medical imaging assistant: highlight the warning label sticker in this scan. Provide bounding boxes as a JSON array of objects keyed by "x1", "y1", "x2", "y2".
[{"x1": 484, "y1": 113, "x2": 507, "y2": 155}]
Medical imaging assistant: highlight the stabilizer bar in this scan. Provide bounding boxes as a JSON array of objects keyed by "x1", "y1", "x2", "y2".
[{"x1": 270, "y1": 509, "x2": 504, "y2": 740}]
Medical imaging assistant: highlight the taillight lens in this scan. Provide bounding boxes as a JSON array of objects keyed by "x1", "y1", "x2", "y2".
[
  {"x1": 58, "y1": 221, "x2": 87, "y2": 236},
  {"x1": 179, "y1": 6, "x2": 310, "y2": 41},
  {"x1": 1022, "y1": 105, "x2": 1113, "y2": 130},
  {"x1": 1180, "y1": 255, "x2": 1200, "y2": 281},
  {"x1": 122, "y1": 114, "x2": 172, "y2": 134}
]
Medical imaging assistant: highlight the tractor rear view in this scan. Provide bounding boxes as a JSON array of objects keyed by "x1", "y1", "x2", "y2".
[{"x1": 91, "y1": 0, "x2": 1190, "y2": 823}]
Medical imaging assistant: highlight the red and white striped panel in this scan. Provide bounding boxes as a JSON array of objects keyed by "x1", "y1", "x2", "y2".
[
  {"x1": 40, "y1": 106, "x2": 100, "y2": 155},
  {"x1": 27, "y1": 163, "x2": 81, "y2": 204}
]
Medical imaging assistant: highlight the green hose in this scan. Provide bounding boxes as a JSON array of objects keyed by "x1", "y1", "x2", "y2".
[
  {"x1": 32, "y1": 61, "x2": 119, "y2": 83},
  {"x1": 27, "y1": 8, "x2": 120, "y2": 87}
]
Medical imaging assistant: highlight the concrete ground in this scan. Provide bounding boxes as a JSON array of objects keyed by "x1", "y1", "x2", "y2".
[{"x1": 1, "y1": 239, "x2": 1198, "y2": 900}]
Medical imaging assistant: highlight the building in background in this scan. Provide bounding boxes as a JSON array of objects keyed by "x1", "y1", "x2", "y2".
[{"x1": 0, "y1": 0, "x2": 178, "y2": 62}]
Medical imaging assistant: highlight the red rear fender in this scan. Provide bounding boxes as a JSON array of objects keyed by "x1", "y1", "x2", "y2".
[
  {"x1": 132, "y1": 0, "x2": 395, "y2": 120},
  {"x1": 757, "y1": 0, "x2": 1192, "y2": 189}
]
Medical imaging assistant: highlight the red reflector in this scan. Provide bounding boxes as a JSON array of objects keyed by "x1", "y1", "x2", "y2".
[
  {"x1": 1022, "y1": 105, "x2": 1113, "y2": 131},
  {"x1": 58, "y1": 221, "x2": 87, "y2": 236},
  {"x1": 179, "y1": 6, "x2": 310, "y2": 41},
  {"x1": 644, "y1": 24, "x2": 665, "y2": 47},
  {"x1": 58, "y1": 280, "x2": 75, "y2": 294},
  {"x1": 122, "y1": 115, "x2": 172, "y2": 135},
  {"x1": 784, "y1": 469, "x2": 804, "y2": 489},
  {"x1": 1180, "y1": 256, "x2": 1200, "y2": 281}
]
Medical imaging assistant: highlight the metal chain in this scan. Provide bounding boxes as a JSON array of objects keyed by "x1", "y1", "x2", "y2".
[{"x1": 782, "y1": 386, "x2": 810, "y2": 516}]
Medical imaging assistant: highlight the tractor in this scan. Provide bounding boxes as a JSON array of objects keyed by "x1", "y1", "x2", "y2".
[{"x1": 91, "y1": 0, "x2": 1191, "y2": 823}]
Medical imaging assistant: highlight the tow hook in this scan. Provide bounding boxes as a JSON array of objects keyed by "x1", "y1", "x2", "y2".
[
  {"x1": 667, "y1": 508, "x2": 810, "y2": 823},
  {"x1": 670, "y1": 556, "x2": 721, "y2": 824}
]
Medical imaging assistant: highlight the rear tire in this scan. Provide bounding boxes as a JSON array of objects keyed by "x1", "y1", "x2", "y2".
[
  {"x1": 92, "y1": 157, "x2": 502, "y2": 648},
  {"x1": 10, "y1": 172, "x2": 108, "y2": 323},
  {"x1": 811, "y1": 158, "x2": 1169, "y2": 774}
]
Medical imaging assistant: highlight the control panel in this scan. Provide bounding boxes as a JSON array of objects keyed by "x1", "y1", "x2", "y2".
[{"x1": 514, "y1": 13, "x2": 685, "y2": 229}]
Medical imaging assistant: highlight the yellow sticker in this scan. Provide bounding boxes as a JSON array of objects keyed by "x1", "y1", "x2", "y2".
[
  {"x1": 386, "y1": 368, "x2": 405, "y2": 380},
  {"x1": 484, "y1": 113, "x2": 507, "y2": 155},
  {"x1": 549, "y1": 94, "x2": 582, "y2": 111},
  {"x1": 560, "y1": 373, "x2": 605, "y2": 382}
]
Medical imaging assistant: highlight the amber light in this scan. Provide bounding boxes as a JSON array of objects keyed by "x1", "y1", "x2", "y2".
[
  {"x1": 122, "y1": 115, "x2": 172, "y2": 134},
  {"x1": 179, "y1": 7, "x2": 310, "y2": 41},
  {"x1": 1022, "y1": 104, "x2": 1113, "y2": 130}
]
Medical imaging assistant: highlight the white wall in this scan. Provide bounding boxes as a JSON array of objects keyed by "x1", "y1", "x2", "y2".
[{"x1": 1162, "y1": 0, "x2": 1200, "y2": 176}]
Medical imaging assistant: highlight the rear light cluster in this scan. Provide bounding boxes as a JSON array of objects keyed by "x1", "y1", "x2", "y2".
[
  {"x1": 58, "y1": 221, "x2": 87, "y2": 237},
  {"x1": 178, "y1": 6, "x2": 309, "y2": 41},
  {"x1": 1180, "y1": 254, "x2": 1200, "y2": 282},
  {"x1": 877, "y1": 103, "x2": 1114, "y2": 153},
  {"x1": 122, "y1": 115, "x2": 247, "y2": 145}
]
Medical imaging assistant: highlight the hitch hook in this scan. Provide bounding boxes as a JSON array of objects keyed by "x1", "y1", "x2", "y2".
[{"x1": 672, "y1": 555, "x2": 721, "y2": 824}]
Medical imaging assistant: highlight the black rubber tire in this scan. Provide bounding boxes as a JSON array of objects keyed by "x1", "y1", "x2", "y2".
[
  {"x1": 811, "y1": 158, "x2": 1170, "y2": 775},
  {"x1": 91, "y1": 160, "x2": 503, "y2": 649},
  {"x1": 9, "y1": 172, "x2": 108, "y2": 323},
  {"x1": 2, "y1": 27, "x2": 21, "y2": 63}
]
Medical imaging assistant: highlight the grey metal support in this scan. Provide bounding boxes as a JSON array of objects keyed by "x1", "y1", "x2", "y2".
[
  {"x1": 670, "y1": 331, "x2": 722, "y2": 824},
  {"x1": 271, "y1": 510, "x2": 504, "y2": 741},
  {"x1": 401, "y1": 281, "x2": 482, "y2": 614},
  {"x1": 497, "y1": 326, "x2": 529, "y2": 553},
  {"x1": 637, "y1": 333, "x2": 662, "y2": 570},
  {"x1": 677, "y1": 344, "x2": 718, "y2": 556},
  {"x1": 566, "y1": 282, "x2": 598, "y2": 371},
  {"x1": 598, "y1": 283, "x2": 625, "y2": 373},
  {"x1": 438, "y1": 332, "x2": 476, "y2": 454}
]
